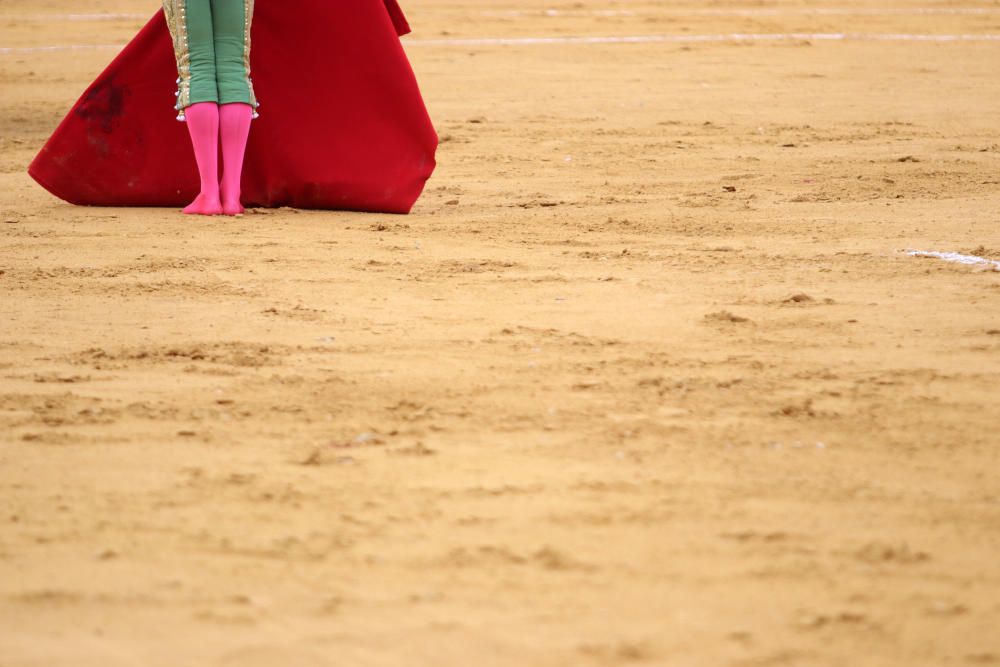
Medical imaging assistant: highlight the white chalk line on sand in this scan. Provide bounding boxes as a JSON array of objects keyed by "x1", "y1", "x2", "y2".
[
  {"x1": 6, "y1": 7, "x2": 1000, "y2": 20},
  {"x1": 1, "y1": 13, "x2": 148, "y2": 21},
  {"x1": 484, "y1": 7, "x2": 1000, "y2": 17},
  {"x1": 906, "y1": 250, "x2": 1000, "y2": 270},
  {"x1": 5, "y1": 32, "x2": 1000, "y2": 54},
  {"x1": 0, "y1": 44, "x2": 123, "y2": 54},
  {"x1": 405, "y1": 33, "x2": 1000, "y2": 46}
]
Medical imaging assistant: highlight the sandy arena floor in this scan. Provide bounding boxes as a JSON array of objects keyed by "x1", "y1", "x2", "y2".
[{"x1": 2, "y1": 1, "x2": 1000, "y2": 665}]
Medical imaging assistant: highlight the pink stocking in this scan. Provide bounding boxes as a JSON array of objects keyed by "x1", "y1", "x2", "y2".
[
  {"x1": 219, "y1": 103, "x2": 253, "y2": 216},
  {"x1": 181, "y1": 102, "x2": 222, "y2": 216}
]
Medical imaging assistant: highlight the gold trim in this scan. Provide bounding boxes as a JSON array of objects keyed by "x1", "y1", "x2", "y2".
[
  {"x1": 162, "y1": 0, "x2": 192, "y2": 114},
  {"x1": 243, "y1": 0, "x2": 258, "y2": 113}
]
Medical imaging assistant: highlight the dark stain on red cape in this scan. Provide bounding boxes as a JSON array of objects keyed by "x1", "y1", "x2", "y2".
[{"x1": 29, "y1": 0, "x2": 436, "y2": 214}]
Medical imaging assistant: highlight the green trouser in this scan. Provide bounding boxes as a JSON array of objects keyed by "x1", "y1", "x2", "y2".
[{"x1": 163, "y1": 0, "x2": 258, "y2": 119}]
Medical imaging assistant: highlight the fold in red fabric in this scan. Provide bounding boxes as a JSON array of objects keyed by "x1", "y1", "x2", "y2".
[
  {"x1": 29, "y1": 0, "x2": 436, "y2": 214},
  {"x1": 383, "y1": 0, "x2": 412, "y2": 36}
]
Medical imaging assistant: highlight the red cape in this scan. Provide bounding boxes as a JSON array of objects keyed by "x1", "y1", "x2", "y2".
[{"x1": 29, "y1": 0, "x2": 437, "y2": 214}]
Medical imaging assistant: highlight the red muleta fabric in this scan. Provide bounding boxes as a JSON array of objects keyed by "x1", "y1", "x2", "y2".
[{"x1": 29, "y1": 0, "x2": 436, "y2": 214}]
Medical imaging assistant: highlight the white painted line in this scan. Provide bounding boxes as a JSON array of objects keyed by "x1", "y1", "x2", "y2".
[
  {"x1": 484, "y1": 7, "x2": 1000, "y2": 17},
  {"x1": 2, "y1": 13, "x2": 148, "y2": 21},
  {"x1": 906, "y1": 250, "x2": 1000, "y2": 270},
  {"x1": 5, "y1": 32, "x2": 1000, "y2": 55},
  {"x1": 0, "y1": 44, "x2": 123, "y2": 55},
  {"x1": 6, "y1": 8, "x2": 1000, "y2": 20},
  {"x1": 404, "y1": 33, "x2": 1000, "y2": 46},
  {"x1": 483, "y1": 10, "x2": 639, "y2": 17}
]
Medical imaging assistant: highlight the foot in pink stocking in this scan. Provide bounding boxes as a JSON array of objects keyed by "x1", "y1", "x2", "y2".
[
  {"x1": 222, "y1": 200, "x2": 245, "y2": 216},
  {"x1": 183, "y1": 193, "x2": 223, "y2": 215},
  {"x1": 181, "y1": 102, "x2": 222, "y2": 216},
  {"x1": 220, "y1": 103, "x2": 253, "y2": 216}
]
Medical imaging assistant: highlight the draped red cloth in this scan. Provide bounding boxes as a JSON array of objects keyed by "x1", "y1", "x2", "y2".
[{"x1": 29, "y1": 0, "x2": 436, "y2": 214}]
